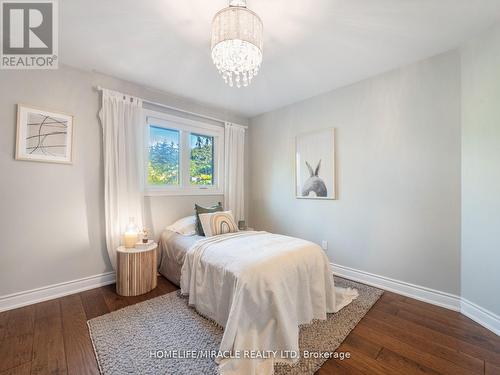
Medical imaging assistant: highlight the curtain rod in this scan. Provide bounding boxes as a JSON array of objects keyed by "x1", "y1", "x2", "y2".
[{"x1": 95, "y1": 86, "x2": 248, "y2": 129}]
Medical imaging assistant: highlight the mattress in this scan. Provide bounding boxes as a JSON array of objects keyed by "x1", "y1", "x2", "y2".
[{"x1": 158, "y1": 230, "x2": 203, "y2": 286}]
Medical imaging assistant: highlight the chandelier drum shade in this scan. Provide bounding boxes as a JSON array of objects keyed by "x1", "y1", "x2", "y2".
[{"x1": 211, "y1": 0, "x2": 263, "y2": 88}]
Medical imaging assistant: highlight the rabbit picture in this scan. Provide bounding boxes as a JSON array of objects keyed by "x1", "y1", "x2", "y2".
[
  {"x1": 296, "y1": 128, "x2": 336, "y2": 199},
  {"x1": 302, "y1": 159, "x2": 328, "y2": 197}
]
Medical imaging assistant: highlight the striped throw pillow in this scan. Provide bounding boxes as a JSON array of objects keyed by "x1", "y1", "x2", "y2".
[{"x1": 199, "y1": 211, "x2": 239, "y2": 237}]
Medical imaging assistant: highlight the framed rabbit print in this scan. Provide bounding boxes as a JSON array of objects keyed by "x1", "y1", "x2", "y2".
[{"x1": 295, "y1": 128, "x2": 336, "y2": 200}]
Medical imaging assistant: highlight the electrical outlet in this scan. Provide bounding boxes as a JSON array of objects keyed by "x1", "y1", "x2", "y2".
[{"x1": 321, "y1": 240, "x2": 328, "y2": 251}]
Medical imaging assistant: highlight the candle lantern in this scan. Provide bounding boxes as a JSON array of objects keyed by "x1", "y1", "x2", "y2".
[{"x1": 123, "y1": 217, "x2": 139, "y2": 248}]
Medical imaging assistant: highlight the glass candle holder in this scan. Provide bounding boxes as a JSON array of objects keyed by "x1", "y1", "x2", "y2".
[{"x1": 123, "y1": 217, "x2": 139, "y2": 248}]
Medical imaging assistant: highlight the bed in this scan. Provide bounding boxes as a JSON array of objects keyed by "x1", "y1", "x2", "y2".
[
  {"x1": 158, "y1": 229, "x2": 202, "y2": 286},
  {"x1": 158, "y1": 229, "x2": 358, "y2": 375}
]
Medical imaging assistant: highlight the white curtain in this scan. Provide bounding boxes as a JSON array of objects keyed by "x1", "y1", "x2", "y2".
[
  {"x1": 224, "y1": 122, "x2": 246, "y2": 223},
  {"x1": 99, "y1": 89, "x2": 144, "y2": 269}
]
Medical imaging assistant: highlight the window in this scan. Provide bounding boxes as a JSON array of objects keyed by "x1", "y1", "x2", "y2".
[
  {"x1": 148, "y1": 126, "x2": 180, "y2": 186},
  {"x1": 190, "y1": 133, "x2": 214, "y2": 185},
  {"x1": 145, "y1": 111, "x2": 224, "y2": 195}
]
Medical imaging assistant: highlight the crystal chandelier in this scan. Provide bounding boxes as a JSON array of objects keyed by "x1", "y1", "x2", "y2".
[{"x1": 211, "y1": 0, "x2": 263, "y2": 88}]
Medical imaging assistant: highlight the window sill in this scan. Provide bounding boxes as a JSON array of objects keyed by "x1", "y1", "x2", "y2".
[{"x1": 144, "y1": 188, "x2": 223, "y2": 197}]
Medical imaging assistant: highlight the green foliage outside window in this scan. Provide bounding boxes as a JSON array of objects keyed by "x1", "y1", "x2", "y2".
[
  {"x1": 148, "y1": 140, "x2": 179, "y2": 185},
  {"x1": 147, "y1": 126, "x2": 214, "y2": 187},
  {"x1": 148, "y1": 126, "x2": 180, "y2": 185},
  {"x1": 190, "y1": 134, "x2": 214, "y2": 185}
]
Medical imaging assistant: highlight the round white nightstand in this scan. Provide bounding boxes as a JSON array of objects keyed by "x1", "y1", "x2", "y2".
[{"x1": 116, "y1": 242, "x2": 157, "y2": 296}]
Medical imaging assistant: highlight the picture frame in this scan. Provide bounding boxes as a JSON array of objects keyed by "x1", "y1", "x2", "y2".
[
  {"x1": 15, "y1": 104, "x2": 74, "y2": 164},
  {"x1": 295, "y1": 128, "x2": 336, "y2": 200}
]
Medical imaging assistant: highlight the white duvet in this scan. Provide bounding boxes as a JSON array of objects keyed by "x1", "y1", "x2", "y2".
[{"x1": 180, "y1": 231, "x2": 358, "y2": 375}]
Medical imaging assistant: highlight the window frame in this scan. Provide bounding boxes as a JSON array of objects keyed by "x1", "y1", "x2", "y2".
[{"x1": 144, "y1": 110, "x2": 224, "y2": 196}]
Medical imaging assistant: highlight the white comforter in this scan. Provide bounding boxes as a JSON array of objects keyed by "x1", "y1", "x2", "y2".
[{"x1": 180, "y1": 231, "x2": 358, "y2": 375}]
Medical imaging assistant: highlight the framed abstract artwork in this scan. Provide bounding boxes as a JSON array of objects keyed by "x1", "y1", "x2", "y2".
[
  {"x1": 15, "y1": 104, "x2": 74, "y2": 164},
  {"x1": 295, "y1": 128, "x2": 336, "y2": 200}
]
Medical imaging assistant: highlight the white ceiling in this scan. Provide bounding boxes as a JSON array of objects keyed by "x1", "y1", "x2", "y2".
[{"x1": 61, "y1": 0, "x2": 500, "y2": 118}]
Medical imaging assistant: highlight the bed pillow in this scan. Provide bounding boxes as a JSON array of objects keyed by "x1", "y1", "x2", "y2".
[
  {"x1": 199, "y1": 210, "x2": 239, "y2": 237},
  {"x1": 195, "y1": 202, "x2": 223, "y2": 236},
  {"x1": 166, "y1": 215, "x2": 197, "y2": 236}
]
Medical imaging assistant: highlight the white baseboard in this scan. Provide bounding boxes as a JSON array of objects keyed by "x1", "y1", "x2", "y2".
[
  {"x1": 461, "y1": 298, "x2": 500, "y2": 336},
  {"x1": 0, "y1": 271, "x2": 116, "y2": 312},
  {"x1": 331, "y1": 262, "x2": 461, "y2": 311},
  {"x1": 331, "y1": 262, "x2": 500, "y2": 336}
]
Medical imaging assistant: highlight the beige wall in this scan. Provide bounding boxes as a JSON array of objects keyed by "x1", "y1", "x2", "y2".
[
  {"x1": 248, "y1": 51, "x2": 462, "y2": 295},
  {"x1": 0, "y1": 64, "x2": 247, "y2": 296},
  {"x1": 461, "y1": 23, "x2": 500, "y2": 315}
]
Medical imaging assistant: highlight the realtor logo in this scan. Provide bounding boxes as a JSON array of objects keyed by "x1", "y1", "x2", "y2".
[{"x1": 1, "y1": 0, "x2": 58, "y2": 69}]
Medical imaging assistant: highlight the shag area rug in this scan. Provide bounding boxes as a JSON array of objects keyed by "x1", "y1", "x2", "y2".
[{"x1": 88, "y1": 277, "x2": 383, "y2": 375}]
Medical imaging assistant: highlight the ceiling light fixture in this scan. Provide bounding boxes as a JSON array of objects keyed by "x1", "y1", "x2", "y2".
[{"x1": 211, "y1": 0, "x2": 263, "y2": 88}]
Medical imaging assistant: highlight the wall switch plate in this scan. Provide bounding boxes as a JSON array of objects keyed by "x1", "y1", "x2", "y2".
[{"x1": 321, "y1": 240, "x2": 328, "y2": 250}]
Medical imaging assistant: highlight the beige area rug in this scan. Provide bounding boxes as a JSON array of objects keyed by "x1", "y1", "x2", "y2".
[{"x1": 88, "y1": 277, "x2": 383, "y2": 375}]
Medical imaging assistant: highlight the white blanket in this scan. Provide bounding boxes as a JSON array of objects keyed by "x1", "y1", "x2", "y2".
[{"x1": 180, "y1": 231, "x2": 358, "y2": 375}]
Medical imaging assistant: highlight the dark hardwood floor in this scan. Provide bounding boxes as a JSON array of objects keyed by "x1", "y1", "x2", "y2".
[{"x1": 1, "y1": 276, "x2": 499, "y2": 375}]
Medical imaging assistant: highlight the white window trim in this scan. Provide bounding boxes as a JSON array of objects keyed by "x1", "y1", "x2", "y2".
[{"x1": 144, "y1": 110, "x2": 224, "y2": 196}]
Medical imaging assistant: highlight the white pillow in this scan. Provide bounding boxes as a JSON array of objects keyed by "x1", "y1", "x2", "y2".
[
  {"x1": 199, "y1": 210, "x2": 239, "y2": 237},
  {"x1": 166, "y1": 215, "x2": 197, "y2": 236}
]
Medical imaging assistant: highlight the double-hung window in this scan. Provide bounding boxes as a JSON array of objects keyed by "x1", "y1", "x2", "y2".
[{"x1": 145, "y1": 111, "x2": 224, "y2": 195}]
